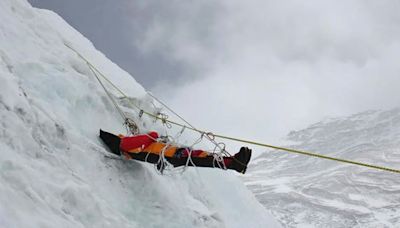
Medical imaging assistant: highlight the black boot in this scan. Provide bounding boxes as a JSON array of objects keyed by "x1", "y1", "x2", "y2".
[
  {"x1": 229, "y1": 147, "x2": 252, "y2": 174},
  {"x1": 99, "y1": 129, "x2": 121, "y2": 156}
]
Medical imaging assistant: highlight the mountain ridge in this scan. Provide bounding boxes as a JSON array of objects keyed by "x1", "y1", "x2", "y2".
[{"x1": 245, "y1": 108, "x2": 400, "y2": 227}]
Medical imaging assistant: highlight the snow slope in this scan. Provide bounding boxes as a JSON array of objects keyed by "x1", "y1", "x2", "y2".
[
  {"x1": 244, "y1": 109, "x2": 400, "y2": 227},
  {"x1": 0, "y1": 0, "x2": 280, "y2": 227}
]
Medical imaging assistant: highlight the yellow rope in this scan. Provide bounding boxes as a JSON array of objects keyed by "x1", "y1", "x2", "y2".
[
  {"x1": 211, "y1": 134, "x2": 400, "y2": 174},
  {"x1": 65, "y1": 43, "x2": 400, "y2": 175}
]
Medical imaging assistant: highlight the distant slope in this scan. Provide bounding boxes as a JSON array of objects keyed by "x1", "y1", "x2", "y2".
[
  {"x1": 244, "y1": 109, "x2": 400, "y2": 227},
  {"x1": 0, "y1": 0, "x2": 280, "y2": 227}
]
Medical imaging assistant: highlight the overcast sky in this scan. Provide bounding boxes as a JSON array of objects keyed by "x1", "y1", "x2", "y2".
[{"x1": 29, "y1": 0, "x2": 400, "y2": 153}]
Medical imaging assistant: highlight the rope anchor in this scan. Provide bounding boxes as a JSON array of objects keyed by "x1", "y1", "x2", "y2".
[{"x1": 124, "y1": 118, "x2": 140, "y2": 135}]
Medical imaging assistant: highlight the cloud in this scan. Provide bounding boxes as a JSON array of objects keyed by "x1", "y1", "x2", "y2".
[
  {"x1": 29, "y1": 0, "x2": 208, "y2": 88},
  {"x1": 30, "y1": 0, "x2": 400, "y2": 153},
  {"x1": 148, "y1": 0, "x2": 400, "y2": 152}
]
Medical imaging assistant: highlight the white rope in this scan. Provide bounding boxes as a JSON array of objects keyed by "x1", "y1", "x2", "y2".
[
  {"x1": 148, "y1": 92, "x2": 230, "y2": 157},
  {"x1": 153, "y1": 120, "x2": 177, "y2": 174},
  {"x1": 181, "y1": 134, "x2": 204, "y2": 173},
  {"x1": 86, "y1": 58, "x2": 140, "y2": 136},
  {"x1": 66, "y1": 44, "x2": 231, "y2": 174},
  {"x1": 211, "y1": 142, "x2": 228, "y2": 170}
]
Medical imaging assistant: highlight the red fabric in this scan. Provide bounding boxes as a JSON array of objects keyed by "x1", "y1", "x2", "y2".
[
  {"x1": 223, "y1": 157, "x2": 232, "y2": 167},
  {"x1": 180, "y1": 148, "x2": 232, "y2": 166},
  {"x1": 120, "y1": 131, "x2": 159, "y2": 151},
  {"x1": 180, "y1": 149, "x2": 206, "y2": 157}
]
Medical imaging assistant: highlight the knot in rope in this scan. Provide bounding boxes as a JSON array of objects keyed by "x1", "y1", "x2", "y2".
[
  {"x1": 213, "y1": 142, "x2": 227, "y2": 154},
  {"x1": 124, "y1": 118, "x2": 140, "y2": 135},
  {"x1": 205, "y1": 132, "x2": 216, "y2": 140},
  {"x1": 199, "y1": 131, "x2": 216, "y2": 140},
  {"x1": 158, "y1": 113, "x2": 172, "y2": 128}
]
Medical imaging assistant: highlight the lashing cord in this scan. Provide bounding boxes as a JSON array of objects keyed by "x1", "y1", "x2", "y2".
[{"x1": 65, "y1": 44, "x2": 400, "y2": 175}]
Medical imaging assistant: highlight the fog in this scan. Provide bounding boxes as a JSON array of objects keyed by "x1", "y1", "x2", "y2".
[{"x1": 29, "y1": 0, "x2": 400, "y2": 153}]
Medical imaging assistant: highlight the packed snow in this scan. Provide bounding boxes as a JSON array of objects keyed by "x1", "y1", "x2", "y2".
[
  {"x1": 244, "y1": 109, "x2": 400, "y2": 227},
  {"x1": 0, "y1": 0, "x2": 281, "y2": 227}
]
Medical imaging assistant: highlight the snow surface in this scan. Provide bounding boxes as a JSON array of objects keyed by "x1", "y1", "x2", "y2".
[
  {"x1": 0, "y1": 0, "x2": 280, "y2": 227},
  {"x1": 244, "y1": 109, "x2": 400, "y2": 227}
]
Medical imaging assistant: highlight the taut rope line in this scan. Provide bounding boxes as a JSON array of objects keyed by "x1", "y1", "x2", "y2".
[{"x1": 65, "y1": 44, "x2": 400, "y2": 175}]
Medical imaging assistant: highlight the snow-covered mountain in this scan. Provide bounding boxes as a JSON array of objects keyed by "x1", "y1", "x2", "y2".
[
  {"x1": 244, "y1": 109, "x2": 400, "y2": 227},
  {"x1": 0, "y1": 0, "x2": 280, "y2": 227}
]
